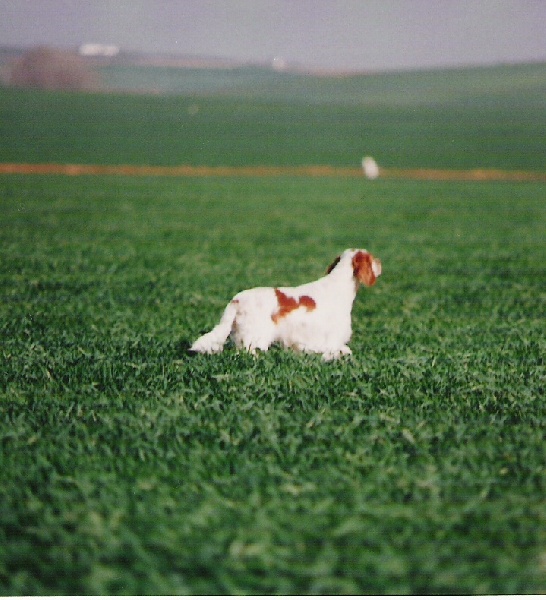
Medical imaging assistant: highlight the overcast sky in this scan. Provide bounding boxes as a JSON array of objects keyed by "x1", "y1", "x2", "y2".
[{"x1": 1, "y1": 0, "x2": 545, "y2": 72}]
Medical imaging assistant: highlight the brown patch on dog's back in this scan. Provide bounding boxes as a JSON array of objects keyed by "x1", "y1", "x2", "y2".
[
  {"x1": 299, "y1": 295, "x2": 316, "y2": 310},
  {"x1": 272, "y1": 289, "x2": 317, "y2": 323},
  {"x1": 273, "y1": 289, "x2": 298, "y2": 321}
]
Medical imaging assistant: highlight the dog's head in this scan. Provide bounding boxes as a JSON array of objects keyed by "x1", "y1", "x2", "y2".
[
  {"x1": 352, "y1": 250, "x2": 382, "y2": 286},
  {"x1": 326, "y1": 249, "x2": 382, "y2": 286}
]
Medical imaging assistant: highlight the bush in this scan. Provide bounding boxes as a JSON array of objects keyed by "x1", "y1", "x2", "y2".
[{"x1": 9, "y1": 46, "x2": 100, "y2": 91}]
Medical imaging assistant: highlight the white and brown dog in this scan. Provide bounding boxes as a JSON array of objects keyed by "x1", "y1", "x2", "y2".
[{"x1": 190, "y1": 248, "x2": 382, "y2": 360}]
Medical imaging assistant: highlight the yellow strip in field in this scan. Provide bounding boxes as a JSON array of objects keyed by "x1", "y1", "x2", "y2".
[
  {"x1": 0, "y1": 163, "x2": 360, "y2": 177},
  {"x1": 0, "y1": 163, "x2": 545, "y2": 182},
  {"x1": 382, "y1": 167, "x2": 546, "y2": 182}
]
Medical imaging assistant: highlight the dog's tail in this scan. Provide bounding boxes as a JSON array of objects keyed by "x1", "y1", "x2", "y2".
[{"x1": 190, "y1": 300, "x2": 238, "y2": 354}]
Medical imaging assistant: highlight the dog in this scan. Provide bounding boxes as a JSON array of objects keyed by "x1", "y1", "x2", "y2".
[{"x1": 190, "y1": 248, "x2": 382, "y2": 360}]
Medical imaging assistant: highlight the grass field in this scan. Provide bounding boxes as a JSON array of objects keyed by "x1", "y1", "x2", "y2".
[
  {"x1": 1, "y1": 62, "x2": 545, "y2": 171},
  {"x1": 1, "y1": 174, "x2": 544, "y2": 595},
  {"x1": 0, "y1": 63, "x2": 545, "y2": 594}
]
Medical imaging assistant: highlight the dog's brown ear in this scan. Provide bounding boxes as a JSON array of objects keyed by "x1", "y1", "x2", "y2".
[
  {"x1": 352, "y1": 251, "x2": 377, "y2": 286},
  {"x1": 326, "y1": 255, "x2": 341, "y2": 274}
]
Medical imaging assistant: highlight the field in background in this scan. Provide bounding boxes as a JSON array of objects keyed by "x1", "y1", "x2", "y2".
[
  {"x1": 0, "y1": 63, "x2": 545, "y2": 593},
  {"x1": 1, "y1": 61, "x2": 545, "y2": 171},
  {"x1": 99, "y1": 61, "x2": 546, "y2": 108}
]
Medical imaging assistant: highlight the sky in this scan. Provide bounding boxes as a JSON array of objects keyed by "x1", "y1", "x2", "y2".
[{"x1": 1, "y1": 0, "x2": 545, "y2": 72}]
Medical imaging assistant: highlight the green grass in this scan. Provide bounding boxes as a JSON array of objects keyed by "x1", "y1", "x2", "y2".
[
  {"x1": 1, "y1": 63, "x2": 545, "y2": 593},
  {"x1": 1, "y1": 61, "x2": 545, "y2": 170},
  {"x1": 0, "y1": 174, "x2": 544, "y2": 594}
]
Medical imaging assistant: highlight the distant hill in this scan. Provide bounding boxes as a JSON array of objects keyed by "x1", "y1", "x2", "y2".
[
  {"x1": 97, "y1": 60, "x2": 546, "y2": 112},
  {"x1": 2, "y1": 45, "x2": 545, "y2": 106},
  {"x1": 1, "y1": 48, "x2": 545, "y2": 171}
]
